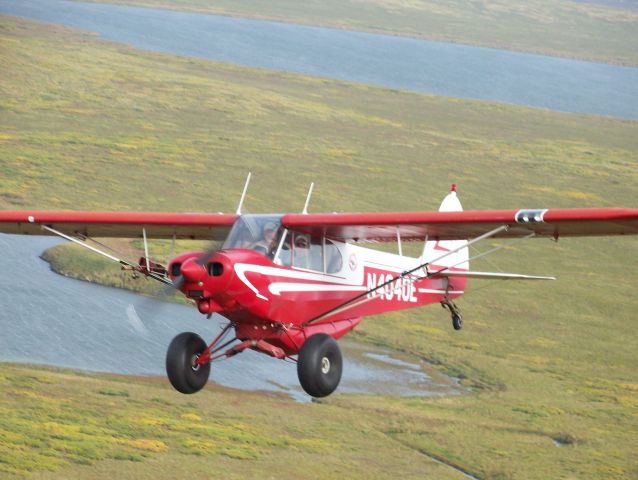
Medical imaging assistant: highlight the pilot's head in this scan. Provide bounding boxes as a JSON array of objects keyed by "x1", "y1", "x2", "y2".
[
  {"x1": 295, "y1": 234, "x2": 310, "y2": 249},
  {"x1": 263, "y1": 222, "x2": 278, "y2": 241}
]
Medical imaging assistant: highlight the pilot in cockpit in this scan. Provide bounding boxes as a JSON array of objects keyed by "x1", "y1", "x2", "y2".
[
  {"x1": 253, "y1": 221, "x2": 279, "y2": 256},
  {"x1": 293, "y1": 233, "x2": 311, "y2": 269}
]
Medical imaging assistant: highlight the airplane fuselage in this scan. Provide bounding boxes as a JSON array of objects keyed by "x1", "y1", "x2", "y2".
[{"x1": 170, "y1": 229, "x2": 468, "y2": 357}]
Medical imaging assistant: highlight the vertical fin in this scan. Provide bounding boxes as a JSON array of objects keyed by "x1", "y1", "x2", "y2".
[{"x1": 422, "y1": 185, "x2": 469, "y2": 270}]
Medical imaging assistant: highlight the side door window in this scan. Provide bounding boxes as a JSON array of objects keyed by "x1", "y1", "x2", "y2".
[
  {"x1": 324, "y1": 239, "x2": 343, "y2": 273},
  {"x1": 292, "y1": 233, "x2": 323, "y2": 271},
  {"x1": 275, "y1": 230, "x2": 292, "y2": 267}
]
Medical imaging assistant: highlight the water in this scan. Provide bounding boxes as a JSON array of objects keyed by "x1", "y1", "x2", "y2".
[
  {"x1": 0, "y1": 234, "x2": 465, "y2": 400},
  {"x1": 1, "y1": 0, "x2": 637, "y2": 119}
]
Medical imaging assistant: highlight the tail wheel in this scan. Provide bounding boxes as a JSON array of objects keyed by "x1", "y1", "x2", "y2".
[
  {"x1": 166, "y1": 332, "x2": 210, "y2": 394},
  {"x1": 442, "y1": 300, "x2": 463, "y2": 331},
  {"x1": 452, "y1": 313, "x2": 463, "y2": 330},
  {"x1": 297, "y1": 334, "x2": 343, "y2": 398}
]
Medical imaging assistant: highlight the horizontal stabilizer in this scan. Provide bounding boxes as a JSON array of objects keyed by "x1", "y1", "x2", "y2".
[{"x1": 433, "y1": 270, "x2": 556, "y2": 281}]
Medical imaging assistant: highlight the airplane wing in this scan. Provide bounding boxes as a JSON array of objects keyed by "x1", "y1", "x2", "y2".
[
  {"x1": 0, "y1": 211, "x2": 238, "y2": 240},
  {"x1": 1, "y1": 208, "x2": 637, "y2": 242},
  {"x1": 282, "y1": 208, "x2": 638, "y2": 242}
]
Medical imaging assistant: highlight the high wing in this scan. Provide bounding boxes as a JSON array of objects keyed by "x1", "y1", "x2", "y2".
[
  {"x1": 282, "y1": 208, "x2": 638, "y2": 242},
  {"x1": 0, "y1": 211, "x2": 238, "y2": 240},
  {"x1": 1, "y1": 208, "x2": 637, "y2": 242}
]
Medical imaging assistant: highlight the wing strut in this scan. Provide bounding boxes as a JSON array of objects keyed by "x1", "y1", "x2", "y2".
[
  {"x1": 41, "y1": 225, "x2": 174, "y2": 286},
  {"x1": 302, "y1": 224, "x2": 509, "y2": 326},
  {"x1": 142, "y1": 227, "x2": 150, "y2": 273}
]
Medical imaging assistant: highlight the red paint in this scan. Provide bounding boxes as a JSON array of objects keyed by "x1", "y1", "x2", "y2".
[{"x1": 0, "y1": 211, "x2": 237, "y2": 239}]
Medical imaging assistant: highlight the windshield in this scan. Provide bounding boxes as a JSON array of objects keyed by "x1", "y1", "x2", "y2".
[{"x1": 222, "y1": 215, "x2": 284, "y2": 257}]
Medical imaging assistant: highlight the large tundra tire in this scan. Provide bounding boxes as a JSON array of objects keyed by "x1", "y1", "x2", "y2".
[{"x1": 297, "y1": 334, "x2": 343, "y2": 398}]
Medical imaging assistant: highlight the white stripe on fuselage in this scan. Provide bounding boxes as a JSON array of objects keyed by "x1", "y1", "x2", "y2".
[
  {"x1": 268, "y1": 283, "x2": 367, "y2": 295},
  {"x1": 235, "y1": 263, "x2": 464, "y2": 301},
  {"x1": 234, "y1": 263, "x2": 354, "y2": 300}
]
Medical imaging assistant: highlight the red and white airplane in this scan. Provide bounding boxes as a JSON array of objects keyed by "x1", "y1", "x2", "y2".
[{"x1": 1, "y1": 179, "x2": 637, "y2": 397}]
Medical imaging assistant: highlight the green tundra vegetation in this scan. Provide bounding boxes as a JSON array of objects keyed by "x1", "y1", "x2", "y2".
[
  {"x1": 1, "y1": 15, "x2": 638, "y2": 480},
  {"x1": 0, "y1": 364, "x2": 467, "y2": 479},
  {"x1": 80, "y1": 0, "x2": 638, "y2": 66}
]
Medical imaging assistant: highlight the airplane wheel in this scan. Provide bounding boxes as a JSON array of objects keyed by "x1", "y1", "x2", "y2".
[
  {"x1": 452, "y1": 313, "x2": 463, "y2": 331},
  {"x1": 166, "y1": 332, "x2": 210, "y2": 394},
  {"x1": 297, "y1": 334, "x2": 343, "y2": 398}
]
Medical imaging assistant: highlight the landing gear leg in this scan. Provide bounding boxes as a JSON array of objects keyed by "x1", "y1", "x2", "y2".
[{"x1": 441, "y1": 300, "x2": 463, "y2": 331}]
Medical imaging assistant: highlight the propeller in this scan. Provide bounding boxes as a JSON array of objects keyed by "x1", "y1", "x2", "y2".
[
  {"x1": 123, "y1": 172, "x2": 253, "y2": 334},
  {"x1": 165, "y1": 242, "x2": 220, "y2": 292},
  {"x1": 131, "y1": 239, "x2": 222, "y2": 329}
]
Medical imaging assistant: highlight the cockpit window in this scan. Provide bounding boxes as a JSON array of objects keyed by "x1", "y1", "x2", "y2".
[
  {"x1": 325, "y1": 239, "x2": 342, "y2": 273},
  {"x1": 224, "y1": 217, "x2": 344, "y2": 273},
  {"x1": 222, "y1": 215, "x2": 284, "y2": 258},
  {"x1": 292, "y1": 233, "x2": 323, "y2": 271}
]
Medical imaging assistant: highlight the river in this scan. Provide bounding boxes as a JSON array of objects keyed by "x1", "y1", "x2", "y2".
[{"x1": 1, "y1": 0, "x2": 637, "y2": 118}]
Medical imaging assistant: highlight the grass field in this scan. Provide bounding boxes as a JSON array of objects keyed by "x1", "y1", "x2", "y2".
[
  {"x1": 0, "y1": 363, "x2": 467, "y2": 479},
  {"x1": 1, "y1": 15, "x2": 638, "y2": 480},
  {"x1": 79, "y1": 0, "x2": 638, "y2": 66}
]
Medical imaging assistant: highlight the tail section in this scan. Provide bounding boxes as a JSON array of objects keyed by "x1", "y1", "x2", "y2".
[{"x1": 422, "y1": 185, "x2": 469, "y2": 271}]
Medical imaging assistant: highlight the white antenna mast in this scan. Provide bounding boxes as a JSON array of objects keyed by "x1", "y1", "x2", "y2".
[
  {"x1": 236, "y1": 172, "x2": 252, "y2": 215},
  {"x1": 302, "y1": 182, "x2": 314, "y2": 214}
]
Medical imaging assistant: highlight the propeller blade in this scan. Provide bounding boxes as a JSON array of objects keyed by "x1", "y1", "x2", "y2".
[{"x1": 134, "y1": 239, "x2": 222, "y2": 321}]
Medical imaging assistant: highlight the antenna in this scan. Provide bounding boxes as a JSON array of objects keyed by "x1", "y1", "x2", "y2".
[
  {"x1": 302, "y1": 182, "x2": 314, "y2": 214},
  {"x1": 236, "y1": 172, "x2": 252, "y2": 215}
]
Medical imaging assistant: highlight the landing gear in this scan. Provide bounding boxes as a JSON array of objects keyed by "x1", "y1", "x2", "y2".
[
  {"x1": 452, "y1": 312, "x2": 463, "y2": 330},
  {"x1": 297, "y1": 334, "x2": 343, "y2": 398},
  {"x1": 441, "y1": 300, "x2": 463, "y2": 331},
  {"x1": 166, "y1": 332, "x2": 211, "y2": 394}
]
